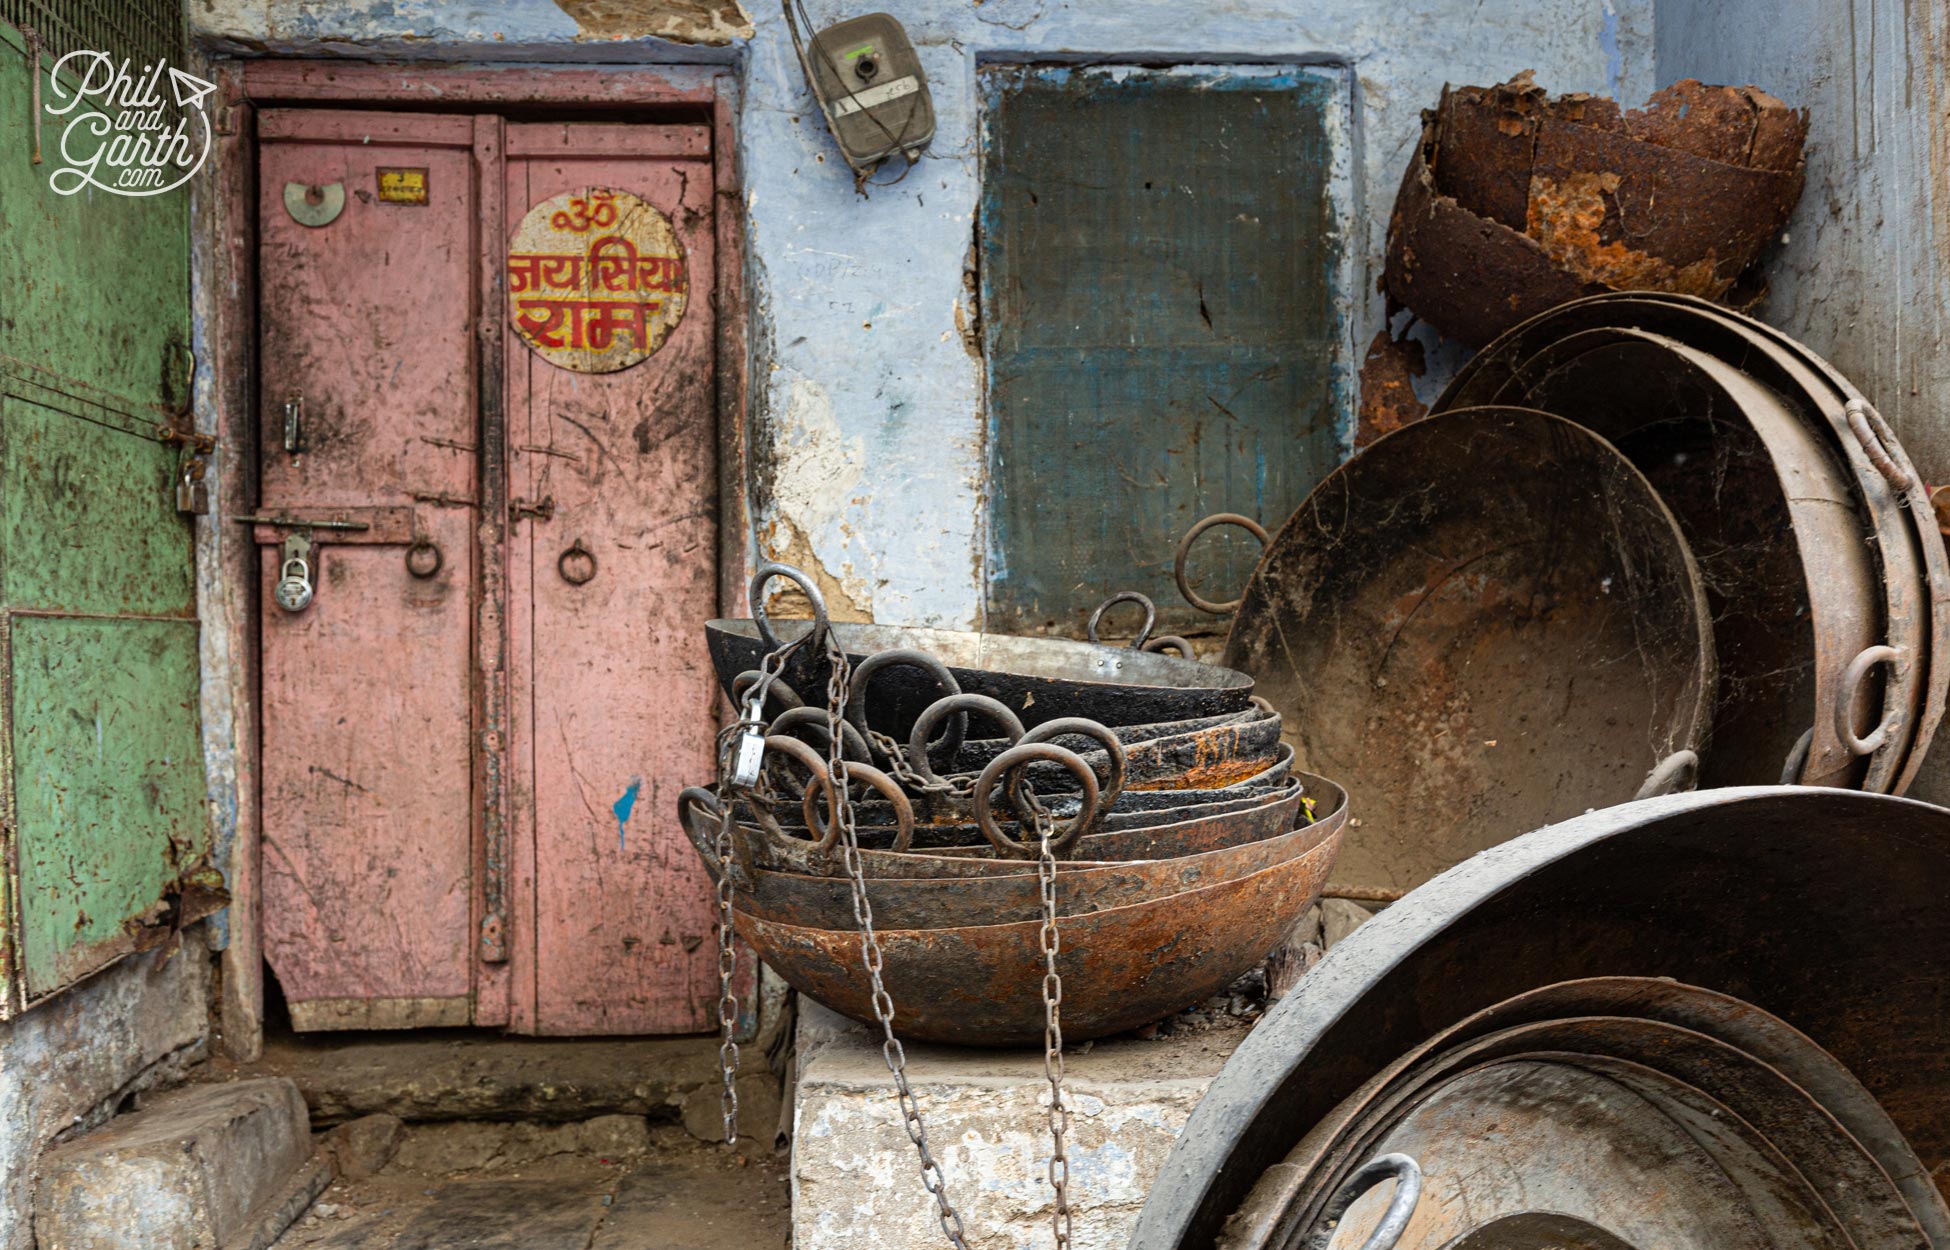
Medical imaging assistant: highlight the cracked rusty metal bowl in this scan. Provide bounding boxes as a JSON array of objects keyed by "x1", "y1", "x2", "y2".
[
  {"x1": 732, "y1": 825, "x2": 1342, "y2": 1047},
  {"x1": 723, "y1": 776, "x2": 1342, "y2": 931},
  {"x1": 1438, "y1": 291, "x2": 1942, "y2": 794},
  {"x1": 1224, "y1": 407, "x2": 1715, "y2": 895},
  {"x1": 1127, "y1": 787, "x2": 1950, "y2": 1250},
  {"x1": 706, "y1": 618, "x2": 1255, "y2": 734}
]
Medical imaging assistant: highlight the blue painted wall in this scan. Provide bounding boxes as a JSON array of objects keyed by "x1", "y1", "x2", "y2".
[{"x1": 188, "y1": 0, "x2": 1655, "y2": 634}]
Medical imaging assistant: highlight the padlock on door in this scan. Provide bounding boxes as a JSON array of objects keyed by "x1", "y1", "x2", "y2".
[{"x1": 274, "y1": 531, "x2": 315, "y2": 613}]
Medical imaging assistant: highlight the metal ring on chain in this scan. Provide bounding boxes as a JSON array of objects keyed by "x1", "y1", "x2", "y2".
[
  {"x1": 846, "y1": 648, "x2": 967, "y2": 768},
  {"x1": 801, "y1": 761, "x2": 917, "y2": 852},
  {"x1": 732, "y1": 669, "x2": 806, "y2": 717},
  {"x1": 906, "y1": 693, "x2": 1027, "y2": 789},
  {"x1": 1140, "y1": 634, "x2": 1194, "y2": 659},
  {"x1": 405, "y1": 538, "x2": 443, "y2": 579},
  {"x1": 1086, "y1": 591, "x2": 1156, "y2": 648},
  {"x1": 973, "y1": 741, "x2": 1100, "y2": 858},
  {"x1": 750, "y1": 561, "x2": 832, "y2": 652},
  {"x1": 558, "y1": 541, "x2": 597, "y2": 586},
  {"x1": 1017, "y1": 716, "x2": 1127, "y2": 811},
  {"x1": 1305, "y1": 1153, "x2": 1424, "y2": 1250},
  {"x1": 759, "y1": 735, "x2": 837, "y2": 851},
  {"x1": 770, "y1": 706, "x2": 876, "y2": 764},
  {"x1": 1174, "y1": 512, "x2": 1269, "y2": 615}
]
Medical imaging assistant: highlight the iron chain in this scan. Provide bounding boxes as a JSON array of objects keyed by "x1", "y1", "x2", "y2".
[
  {"x1": 822, "y1": 640, "x2": 973, "y2": 1250},
  {"x1": 1036, "y1": 804, "x2": 1073, "y2": 1250},
  {"x1": 712, "y1": 637, "x2": 809, "y2": 1149}
]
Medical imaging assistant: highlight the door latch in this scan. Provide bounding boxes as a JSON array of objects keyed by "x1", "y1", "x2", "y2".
[
  {"x1": 283, "y1": 394, "x2": 304, "y2": 455},
  {"x1": 159, "y1": 421, "x2": 215, "y2": 516},
  {"x1": 274, "y1": 531, "x2": 315, "y2": 613}
]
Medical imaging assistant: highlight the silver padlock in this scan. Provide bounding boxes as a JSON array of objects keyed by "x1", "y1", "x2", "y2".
[{"x1": 275, "y1": 532, "x2": 314, "y2": 613}]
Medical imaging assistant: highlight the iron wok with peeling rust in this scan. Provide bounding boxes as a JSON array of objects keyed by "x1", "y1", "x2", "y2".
[{"x1": 733, "y1": 829, "x2": 1342, "y2": 1047}]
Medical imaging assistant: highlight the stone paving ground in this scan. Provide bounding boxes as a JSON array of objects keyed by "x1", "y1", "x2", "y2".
[{"x1": 273, "y1": 1117, "x2": 790, "y2": 1250}]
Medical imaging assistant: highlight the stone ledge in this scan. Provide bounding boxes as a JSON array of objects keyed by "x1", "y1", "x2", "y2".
[
  {"x1": 34, "y1": 1077, "x2": 314, "y2": 1250},
  {"x1": 791, "y1": 1001, "x2": 1246, "y2": 1250}
]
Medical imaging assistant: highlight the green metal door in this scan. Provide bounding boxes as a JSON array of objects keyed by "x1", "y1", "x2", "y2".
[{"x1": 0, "y1": 13, "x2": 208, "y2": 1013}]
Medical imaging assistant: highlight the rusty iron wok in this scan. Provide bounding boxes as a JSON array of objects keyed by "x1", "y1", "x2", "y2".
[
  {"x1": 1439, "y1": 290, "x2": 1946, "y2": 796},
  {"x1": 1219, "y1": 407, "x2": 1715, "y2": 895},
  {"x1": 707, "y1": 617, "x2": 1255, "y2": 734},
  {"x1": 718, "y1": 775, "x2": 1339, "y2": 930},
  {"x1": 732, "y1": 827, "x2": 1341, "y2": 1047}
]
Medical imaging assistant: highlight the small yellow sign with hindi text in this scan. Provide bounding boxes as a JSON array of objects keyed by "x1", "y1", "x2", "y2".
[{"x1": 376, "y1": 167, "x2": 429, "y2": 205}]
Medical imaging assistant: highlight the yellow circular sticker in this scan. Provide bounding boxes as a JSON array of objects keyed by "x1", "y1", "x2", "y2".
[{"x1": 506, "y1": 187, "x2": 688, "y2": 372}]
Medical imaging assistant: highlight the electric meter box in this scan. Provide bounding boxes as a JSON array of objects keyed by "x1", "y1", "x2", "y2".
[{"x1": 799, "y1": 13, "x2": 935, "y2": 173}]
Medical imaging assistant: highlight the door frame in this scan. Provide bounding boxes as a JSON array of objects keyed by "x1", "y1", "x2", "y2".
[{"x1": 199, "y1": 60, "x2": 752, "y2": 1059}]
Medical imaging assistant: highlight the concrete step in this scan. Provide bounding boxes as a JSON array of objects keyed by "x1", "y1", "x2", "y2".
[{"x1": 35, "y1": 1077, "x2": 328, "y2": 1250}]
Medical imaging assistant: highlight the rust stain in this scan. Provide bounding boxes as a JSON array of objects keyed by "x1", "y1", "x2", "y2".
[
  {"x1": 1527, "y1": 171, "x2": 1725, "y2": 296},
  {"x1": 1356, "y1": 329, "x2": 1427, "y2": 449}
]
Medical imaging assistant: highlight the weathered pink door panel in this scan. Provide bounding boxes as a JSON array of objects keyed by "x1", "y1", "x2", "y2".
[
  {"x1": 257, "y1": 111, "x2": 480, "y2": 1029},
  {"x1": 504, "y1": 124, "x2": 722, "y2": 1034}
]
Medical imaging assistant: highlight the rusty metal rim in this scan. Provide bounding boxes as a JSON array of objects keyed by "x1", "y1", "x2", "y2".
[
  {"x1": 1124, "y1": 787, "x2": 1950, "y2": 1250},
  {"x1": 725, "y1": 778, "x2": 1343, "y2": 930},
  {"x1": 1222, "y1": 976, "x2": 1943, "y2": 1250},
  {"x1": 706, "y1": 774, "x2": 1316, "y2": 882},
  {"x1": 1251, "y1": 1015, "x2": 1920, "y2": 1250},
  {"x1": 1437, "y1": 291, "x2": 1940, "y2": 794},
  {"x1": 1471, "y1": 326, "x2": 1882, "y2": 789}
]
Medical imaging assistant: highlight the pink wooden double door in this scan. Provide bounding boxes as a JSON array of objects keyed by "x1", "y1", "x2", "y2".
[{"x1": 256, "y1": 109, "x2": 723, "y2": 1035}]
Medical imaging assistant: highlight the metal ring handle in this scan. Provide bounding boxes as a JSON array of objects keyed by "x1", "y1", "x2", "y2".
[
  {"x1": 1086, "y1": 591, "x2": 1156, "y2": 648},
  {"x1": 1307, "y1": 1154, "x2": 1423, "y2": 1250},
  {"x1": 801, "y1": 761, "x2": 917, "y2": 852},
  {"x1": 676, "y1": 786, "x2": 729, "y2": 883},
  {"x1": 558, "y1": 541, "x2": 597, "y2": 586},
  {"x1": 1780, "y1": 726, "x2": 1815, "y2": 785},
  {"x1": 1174, "y1": 513, "x2": 1269, "y2": 615},
  {"x1": 906, "y1": 693, "x2": 1027, "y2": 788},
  {"x1": 731, "y1": 670, "x2": 805, "y2": 718},
  {"x1": 1845, "y1": 399, "x2": 1914, "y2": 494},
  {"x1": 749, "y1": 561, "x2": 832, "y2": 653},
  {"x1": 973, "y1": 742, "x2": 1100, "y2": 858},
  {"x1": 769, "y1": 706, "x2": 875, "y2": 764},
  {"x1": 845, "y1": 648, "x2": 966, "y2": 766},
  {"x1": 405, "y1": 539, "x2": 443, "y2": 579},
  {"x1": 760, "y1": 735, "x2": 836, "y2": 850},
  {"x1": 1633, "y1": 749, "x2": 1699, "y2": 800},
  {"x1": 1018, "y1": 716, "x2": 1127, "y2": 811},
  {"x1": 1140, "y1": 634, "x2": 1194, "y2": 659},
  {"x1": 1835, "y1": 644, "x2": 1905, "y2": 756}
]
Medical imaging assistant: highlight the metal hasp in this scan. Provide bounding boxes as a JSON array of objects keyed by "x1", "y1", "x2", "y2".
[
  {"x1": 782, "y1": 7, "x2": 934, "y2": 187},
  {"x1": 1127, "y1": 786, "x2": 1950, "y2": 1250},
  {"x1": 1436, "y1": 292, "x2": 1950, "y2": 797},
  {"x1": 1214, "y1": 407, "x2": 1715, "y2": 897}
]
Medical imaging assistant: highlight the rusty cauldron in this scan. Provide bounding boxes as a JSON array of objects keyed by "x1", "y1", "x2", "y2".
[
  {"x1": 725, "y1": 778, "x2": 1345, "y2": 1046},
  {"x1": 1127, "y1": 787, "x2": 1950, "y2": 1250}
]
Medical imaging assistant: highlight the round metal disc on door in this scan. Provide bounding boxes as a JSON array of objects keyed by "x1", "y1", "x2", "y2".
[
  {"x1": 1221, "y1": 406, "x2": 1715, "y2": 894},
  {"x1": 507, "y1": 186, "x2": 688, "y2": 373}
]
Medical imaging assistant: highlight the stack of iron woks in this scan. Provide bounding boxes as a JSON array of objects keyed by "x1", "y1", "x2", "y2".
[{"x1": 680, "y1": 564, "x2": 1344, "y2": 1047}]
